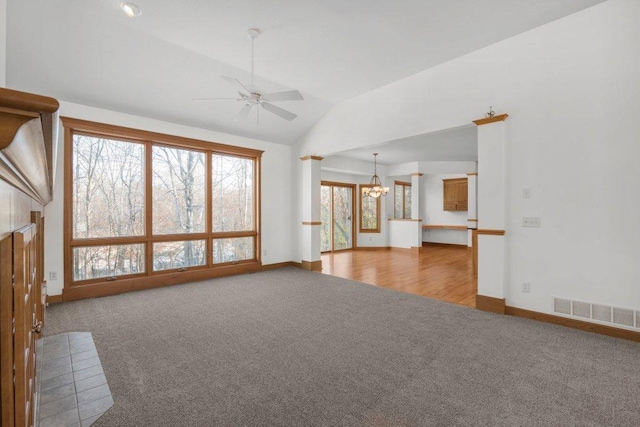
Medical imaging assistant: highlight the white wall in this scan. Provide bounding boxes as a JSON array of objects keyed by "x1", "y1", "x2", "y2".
[
  {"x1": 44, "y1": 101, "x2": 292, "y2": 296},
  {"x1": 423, "y1": 174, "x2": 468, "y2": 245},
  {"x1": 294, "y1": 0, "x2": 640, "y2": 316},
  {"x1": 0, "y1": 0, "x2": 6, "y2": 86}
]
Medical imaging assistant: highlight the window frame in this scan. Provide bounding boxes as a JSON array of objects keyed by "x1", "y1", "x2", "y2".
[
  {"x1": 359, "y1": 184, "x2": 381, "y2": 233},
  {"x1": 394, "y1": 181, "x2": 412, "y2": 219},
  {"x1": 62, "y1": 117, "x2": 262, "y2": 296}
]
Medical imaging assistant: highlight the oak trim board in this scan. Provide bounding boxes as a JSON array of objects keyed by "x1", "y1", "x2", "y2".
[
  {"x1": 301, "y1": 222, "x2": 322, "y2": 226},
  {"x1": 477, "y1": 229, "x2": 506, "y2": 236},
  {"x1": 46, "y1": 294, "x2": 63, "y2": 304},
  {"x1": 422, "y1": 224, "x2": 467, "y2": 231},
  {"x1": 506, "y1": 306, "x2": 640, "y2": 343},
  {"x1": 354, "y1": 246, "x2": 390, "y2": 251},
  {"x1": 61, "y1": 117, "x2": 264, "y2": 158},
  {"x1": 300, "y1": 155, "x2": 323, "y2": 161},
  {"x1": 475, "y1": 294, "x2": 506, "y2": 314},
  {"x1": 63, "y1": 261, "x2": 262, "y2": 301},
  {"x1": 359, "y1": 184, "x2": 381, "y2": 233},
  {"x1": 0, "y1": 235, "x2": 14, "y2": 427},
  {"x1": 472, "y1": 113, "x2": 509, "y2": 126},
  {"x1": 301, "y1": 260, "x2": 322, "y2": 272},
  {"x1": 261, "y1": 262, "x2": 299, "y2": 271}
]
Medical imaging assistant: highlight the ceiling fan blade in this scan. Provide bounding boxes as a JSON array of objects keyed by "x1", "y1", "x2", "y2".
[
  {"x1": 261, "y1": 102, "x2": 297, "y2": 121},
  {"x1": 238, "y1": 104, "x2": 252, "y2": 119},
  {"x1": 221, "y1": 76, "x2": 251, "y2": 96},
  {"x1": 192, "y1": 97, "x2": 242, "y2": 101},
  {"x1": 262, "y1": 90, "x2": 304, "y2": 102}
]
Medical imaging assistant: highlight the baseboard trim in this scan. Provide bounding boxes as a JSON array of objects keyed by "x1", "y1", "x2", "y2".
[
  {"x1": 261, "y1": 262, "x2": 299, "y2": 271},
  {"x1": 301, "y1": 260, "x2": 322, "y2": 272},
  {"x1": 47, "y1": 294, "x2": 63, "y2": 304},
  {"x1": 422, "y1": 242, "x2": 467, "y2": 247},
  {"x1": 505, "y1": 306, "x2": 640, "y2": 343},
  {"x1": 475, "y1": 294, "x2": 506, "y2": 314},
  {"x1": 354, "y1": 246, "x2": 390, "y2": 251}
]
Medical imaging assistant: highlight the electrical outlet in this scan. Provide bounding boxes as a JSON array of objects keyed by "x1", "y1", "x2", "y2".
[
  {"x1": 522, "y1": 188, "x2": 532, "y2": 199},
  {"x1": 49, "y1": 271, "x2": 57, "y2": 281},
  {"x1": 522, "y1": 282, "x2": 531, "y2": 293},
  {"x1": 522, "y1": 217, "x2": 541, "y2": 227}
]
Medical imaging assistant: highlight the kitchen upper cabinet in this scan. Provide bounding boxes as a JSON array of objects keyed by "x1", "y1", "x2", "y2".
[{"x1": 443, "y1": 178, "x2": 468, "y2": 211}]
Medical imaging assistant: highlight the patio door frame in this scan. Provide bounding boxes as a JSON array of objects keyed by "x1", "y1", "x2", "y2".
[{"x1": 321, "y1": 181, "x2": 356, "y2": 252}]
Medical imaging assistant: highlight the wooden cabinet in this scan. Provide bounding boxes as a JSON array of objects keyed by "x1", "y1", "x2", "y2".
[{"x1": 443, "y1": 178, "x2": 468, "y2": 211}]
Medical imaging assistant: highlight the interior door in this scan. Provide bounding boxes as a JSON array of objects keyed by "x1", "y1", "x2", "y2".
[{"x1": 320, "y1": 182, "x2": 355, "y2": 252}]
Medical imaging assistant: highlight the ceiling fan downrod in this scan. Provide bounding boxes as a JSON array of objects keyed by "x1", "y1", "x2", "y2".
[{"x1": 247, "y1": 29, "x2": 260, "y2": 87}]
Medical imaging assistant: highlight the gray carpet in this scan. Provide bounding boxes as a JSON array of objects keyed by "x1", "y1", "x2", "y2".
[{"x1": 46, "y1": 267, "x2": 640, "y2": 426}]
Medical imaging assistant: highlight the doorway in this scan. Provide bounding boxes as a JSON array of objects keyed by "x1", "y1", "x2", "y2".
[{"x1": 320, "y1": 181, "x2": 355, "y2": 252}]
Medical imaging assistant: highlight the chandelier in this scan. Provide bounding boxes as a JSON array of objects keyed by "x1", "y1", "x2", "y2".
[{"x1": 362, "y1": 153, "x2": 389, "y2": 198}]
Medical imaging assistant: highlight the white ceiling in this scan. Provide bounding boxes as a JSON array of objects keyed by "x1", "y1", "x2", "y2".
[
  {"x1": 333, "y1": 125, "x2": 478, "y2": 166},
  {"x1": 6, "y1": 0, "x2": 605, "y2": 145}
]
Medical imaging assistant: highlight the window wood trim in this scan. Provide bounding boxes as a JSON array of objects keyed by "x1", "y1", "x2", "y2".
[
  {"x1": 359, "y1": 184, "x2": 381, "y2": 233},
  {"x1": 394, "y1": 180, "x2": 412, "y2": 219},
  {"x1": 321, "y1": 181, "x2": 357, "y2": 251},
  {"x1": 62, "y1": 117, "x2": 262, "y2": 296}
]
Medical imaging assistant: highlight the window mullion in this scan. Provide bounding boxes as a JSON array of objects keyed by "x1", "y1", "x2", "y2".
[
  {"x1": 145, "y1": 140, "x2": 153, "y2": 277},
  {"x1": 206, "y1": 152, "x2": 213, "y2": 267}
]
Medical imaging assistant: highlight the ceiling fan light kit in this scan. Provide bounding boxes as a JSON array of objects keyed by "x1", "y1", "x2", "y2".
[
  {"x1": 120, "y1": 3, "x2": 142, "y2": 18},
  {"x1": 194, "y1": 28, "x2": 304, "y2": 123}
]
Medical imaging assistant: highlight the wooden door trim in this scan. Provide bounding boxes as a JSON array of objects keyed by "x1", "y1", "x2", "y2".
[
  {"x1": 0, "y1": 235, "x2": 14, "y2": 427},
  {"x1": 321, "y1": 181, "x2": 357, "y2": 252}
]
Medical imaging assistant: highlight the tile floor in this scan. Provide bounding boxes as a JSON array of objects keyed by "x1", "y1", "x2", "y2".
[{"x1": 37, "y1": 332, "x2": 113, "y2": 427}]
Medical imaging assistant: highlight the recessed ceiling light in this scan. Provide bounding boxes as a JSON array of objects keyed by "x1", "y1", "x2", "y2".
[{"x1": 120, "y1": 3, "x2": 142, "y2": 18}]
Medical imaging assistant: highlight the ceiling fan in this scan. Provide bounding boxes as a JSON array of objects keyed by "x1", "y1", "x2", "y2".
[{"x1": 194, "y1": 29, "x2": 304, "y2": 123}]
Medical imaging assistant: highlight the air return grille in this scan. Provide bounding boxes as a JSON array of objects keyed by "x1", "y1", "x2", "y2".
[{"x1": 553, "y1": 297, "x2": 640, "y2": 330}]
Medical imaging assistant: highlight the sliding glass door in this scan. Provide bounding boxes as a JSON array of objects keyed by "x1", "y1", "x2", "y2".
[{"x1": 321, "y1": 182, "x2": 355, "y2": 252}]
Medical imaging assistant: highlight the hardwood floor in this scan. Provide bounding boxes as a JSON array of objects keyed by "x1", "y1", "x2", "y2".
[{"x1": 321, "y1": 244, "x2": 477, "y2": 307}]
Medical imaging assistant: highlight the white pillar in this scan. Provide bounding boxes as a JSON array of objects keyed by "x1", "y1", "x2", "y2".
[
  {"x1": 411, "y1": 172, "x2": 423, "y2": 249},
  {"x1": 300, "y1": 155, "x2": 322, "y2": 271},
  {"x1": 475, "y1": 114, "x2": 508, "y2": 312},
  {"x1": 467, "y1": 172, "x2": 478, "y2": 247}
]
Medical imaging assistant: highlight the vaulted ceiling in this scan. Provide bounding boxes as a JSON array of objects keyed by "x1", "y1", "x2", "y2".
[{"x1": 6, "y1": 0, "x2": 605, "y2": 145}]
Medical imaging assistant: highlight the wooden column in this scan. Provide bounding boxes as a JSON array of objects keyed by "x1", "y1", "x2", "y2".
[
  {"x1": 300, "y1": 155, "x2": 323, "y2": 271},
  {"x1": 473, "y1": 114, "x2": 508, "y2": 313}
]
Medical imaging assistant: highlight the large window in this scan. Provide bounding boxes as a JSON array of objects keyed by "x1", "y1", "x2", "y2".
[
  {"x1": 64, "y1": 118, "x2": 261, "y2": 291},
  {"x1": 394, "y1": 181, "x2": 411, "y2": 219},
  {"x1": 360, "y1": 184, "x2": 380, "y2": 233}
]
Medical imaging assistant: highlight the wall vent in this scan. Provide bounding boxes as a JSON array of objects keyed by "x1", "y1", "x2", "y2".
[
  {"x1": 613, "y1": 308, "x2": 634, "y2": 327},
  {"x1": 552, "y1": 297, "x2": 639, "y2": 330},
  {"x1": 554, "y1": 298, "x2": 571, "y2": 315},
  {"x1": 592, "y1": 304, "x2": 612, "y2": 323},
  {"x1": 572, "y1": 301, "x2": 590, "y2": 318}
]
